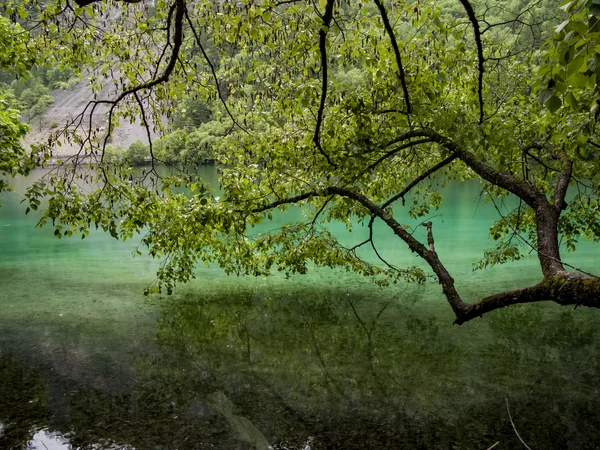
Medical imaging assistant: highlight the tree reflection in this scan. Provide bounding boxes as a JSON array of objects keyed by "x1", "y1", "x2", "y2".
[
  {"x1": 150, "y1": 286, "x2": 600, "y2": 449},
  {"x1": 0, "y1": 354, "x2": 50, "y2": 449},
  {"x1": 3, "y1": 285, "x2": 600, "y2": 449}
]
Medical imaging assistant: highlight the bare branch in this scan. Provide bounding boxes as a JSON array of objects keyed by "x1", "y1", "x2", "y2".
[
  {"x1": 368, "y1": 216, "x2": 400, "y2": 272},
  {"x1": 422, "y1": 221, "x2": 435, "y2": 252},
  {"x1": 133, "y1": 91, "x2": 155, "y2": 171},
  {"x1": 506, "y1": 399, "x2": 533, "y2": 450}
]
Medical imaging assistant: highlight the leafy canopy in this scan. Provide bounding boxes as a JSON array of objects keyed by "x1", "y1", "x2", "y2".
[
  {"x1": 0, "y1": 14, "x2": 37, "y2": 200},
  {"x1": 5, "y1": 0, "x2": 600, "y2": 321}
]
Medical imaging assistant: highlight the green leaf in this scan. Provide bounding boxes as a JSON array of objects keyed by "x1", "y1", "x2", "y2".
[
  {"x1": 560, "y1": 47, "x2": 573, "y2": 65},
  {"x1": 565, "y1": 92, "x2": 579, "y2": 110},
  {"x1": 565, "y1": 31, "x2": 577, "y2": 43},
  {"x1": 555, "y1": 20, "x2": 570, "y2": 34},
  {"x1": 546, "y1": 95, "x2": 562, "y2": 113},
  {"x1": 538, "y1": 88, "x2": 555, "y2": 106},
  {"x1": 571, "y1": 20, "x2": 588, "y2": 35},
  {"x1": 560, "y1": 1, "x2": 574, "y2": 12}
]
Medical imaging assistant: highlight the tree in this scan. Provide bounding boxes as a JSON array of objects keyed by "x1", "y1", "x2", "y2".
[
  {"x1": 0, "y1": 14, "x2": 41, "y2": 203},
  {"x1": 10, "y1": 0, "x2": 600, "y2": 324},
  {"x1": 124, "y1": 139, "x2": 150, "y2": 165}
]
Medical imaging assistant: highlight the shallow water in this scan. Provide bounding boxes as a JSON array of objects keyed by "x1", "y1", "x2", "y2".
[{"x1": 1, "y1": 168, "x2": 599, "y2": 449}]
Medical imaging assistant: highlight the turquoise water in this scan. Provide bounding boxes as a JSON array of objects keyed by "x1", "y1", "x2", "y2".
[{"x1": 1, "y1": 167, "x2": 599, "y2": 449}]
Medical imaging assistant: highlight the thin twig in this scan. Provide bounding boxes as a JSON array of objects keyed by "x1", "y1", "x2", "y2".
[
  {"x1": 184, "y1": 7, "x2": 248, "y2": 134},
  {"x1": 506, "y1": 398, "x2": 532, "y2": 450}
]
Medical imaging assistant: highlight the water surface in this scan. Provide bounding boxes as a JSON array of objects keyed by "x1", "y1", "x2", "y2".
[{"x1": 1, "y1": 168, "x2": 599, "y2": 449}]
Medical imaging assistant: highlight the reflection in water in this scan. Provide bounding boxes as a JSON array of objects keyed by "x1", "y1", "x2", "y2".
[
  {"x1": 26, "y1": 429, "x2": 71, "y2": 450},
  {"x1": 1, "y1": 169, "x2": 600, "y2": 448},
  {"x1": 7, "y1": 287, "x2": 597, "y2": 449}
]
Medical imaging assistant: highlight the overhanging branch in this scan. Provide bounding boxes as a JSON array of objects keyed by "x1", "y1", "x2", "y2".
[
  {"x1": 313, "y1": 0, "x2": 337, "y2": 169},
  {"x1": 373, "y1": 0, "x2": 411, "y2": 114},
  {"x1": 92, "y1": 0, "x2": 186, "y2": 158},
  {"x1": 184, "y1": 7, "x2": 248, "y2": 133},
  {"x1": 364, "y1": 138, "x2": 432, "y2": 173},
  {"x1": 386, "y1": 128, "x2": 548, "y2": 208},
  {"x1": 458, "y1": 0, "x2": 485, "y2": 123},
  {"x1": 456, "y1": 275, "x2": 600, "y2": 324},
  {"x1": 252, "y1": 185, "x2": 467, "y2": 316},
  {"x1": 381, "y1": 153, "x2": 458, "y2": 210}
]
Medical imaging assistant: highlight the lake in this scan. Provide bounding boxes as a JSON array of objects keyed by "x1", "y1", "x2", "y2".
[{"x1": 1, "y1": 166, "x2": 599, "y2": 449}]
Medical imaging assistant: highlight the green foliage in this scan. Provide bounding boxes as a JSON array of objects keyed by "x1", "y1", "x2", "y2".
[
  {"x1": 0, "y1": 15, "x2": 34, "y2": 76},
  {"x1": 6, "y1": 0, "x2": 600, "y2": 297},
  {"x1": 154, "y1": 129, "x2": 188, "y2": 164},
  {"x1": 29, "y1": 94, "x2": 54, "y2": 120},
  {"x1": 0, "y1": 91, "x2": 31, "y2": 197},
  {"x1": 152, "y1": 122, "x2": 223, "y2": 166},
  {"x1": 0, "y1": 15, "x2": 42, "y2": 202},
  {"x1": 43, "y1": 65, "x2": 80, "y2": 89},
  {"x1": 125, "y1": 139, "x2": 150, "y2": 165},
  {"x1": 103, "y1": 144, "x2": 125, "y2": 164},
  {"x1": 173, "y1": 96, "x2": 213, "y2": 130},
  {"x1": 183, "y1": 121, "x2": 226, "y2": 164}
]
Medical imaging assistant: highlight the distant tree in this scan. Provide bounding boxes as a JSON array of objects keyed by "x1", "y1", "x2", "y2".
[
  {"x1": 0, "y1": 15, "x2": 36, "y2": 202},
  {"x1": 124, "y1": 139, "x2": 150, "y2": 165},
  {"x1": 154, "y1": 129, "x2": 188, "y2": 164},
  {"x1": 173, "y1": 96, "x2": 213, "y2": 130}
]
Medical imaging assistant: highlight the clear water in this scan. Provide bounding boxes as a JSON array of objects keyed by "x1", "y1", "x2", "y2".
[{"x1": 1, "y1": 167, "x2": 599, "y2": 449}]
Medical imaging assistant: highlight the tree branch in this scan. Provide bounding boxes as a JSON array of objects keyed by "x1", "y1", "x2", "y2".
[
  {"x1": 89, "y1": 0, "x2": 185, "y2": 157},
  {"x1": 455, "y1": 274, "x2": 600, "y2": 324},
  {"x1": 184, "y1": 7, "x2": 248, "y2": 133},
  {"x1": 553, "y1": 149, "x2": 572, "y2": 211},
  {"x1": 372, "y1": 0, "x2": 411, "y2": 114},
  {"x1": 387, "y1": 128, "x2": 548, "y2": 208},
  {"x1": 422, "y1": 221, "x2": 435, "y2": 252},
  {"x1": 381, "y1": 153, "x2": 458, "y2": 210},
  {"x1": 458, "y1": 0, "x2": 485, "y2": 123},
  {"x1": 314, "y1": 0, "x2": 337, "y2": 169},
  {"x1": 364, "y1": 138, "x2": 432, "y2": 173},
  {"x1": 250, "y1": 184, "x2": 600, "y2": 324},
  {"x1": 253, "y1": 185, "x2": 468, "y2": 316}
]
